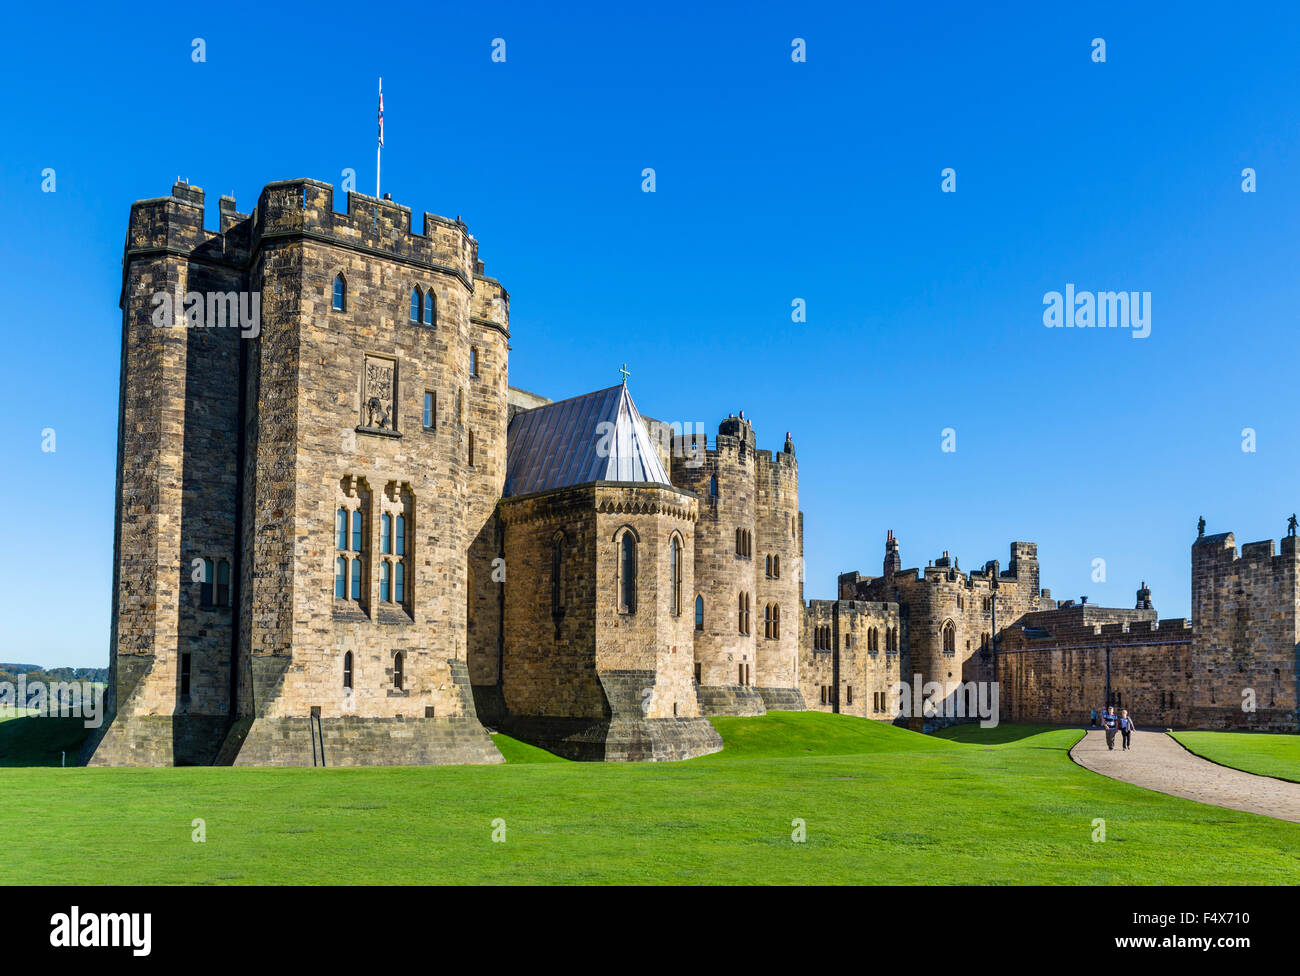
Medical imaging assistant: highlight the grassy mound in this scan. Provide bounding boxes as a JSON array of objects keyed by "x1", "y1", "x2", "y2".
[
  {"x1": 701, "y1": 710, "x2": 951, "y2": 759},
  {"x1": 1171, "y1": 730, "x2": 1300, "y2": 783},
  {"x1": 0, "y1": 714, "x2": 92, "y2": 767}
]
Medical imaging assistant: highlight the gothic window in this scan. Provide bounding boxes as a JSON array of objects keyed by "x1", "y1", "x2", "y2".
[
  {"x1": 351, "y1": 557, "x2": 362, "y2": 603},
  {"x1": 670, "y1": 535, "x2": 683, "y2": 616},
  {"x1": 332, "y1": 274, "x2": 346, "y2": 312},
  {"x1": 352, "y1": 508, "x2": 363, "y2": 552},
  {"x1": 470, "y1": 347, "x2": 479, "y2": 377},
  {"x1": 423, "y1": 391, "x2": 436, "y2": 429},
  {"x1": 765, "y1": 555, "x2": 772, "y2": 578},
  {"x1": 216, "y1": 559, "x2": 230, "y2": 606},
  {"x1": 737, "y1": 592, "x2": 751, "y2": 635},
  {"x1": 773, "y1": 555, "x2": 780, "y2": 578},
  {"x1": 764, "y1": 604, "x2": 772, "y2": 639},
  {"x1": 394, "y1": 560, "x2": 404, "y2": 603},
  {"x1": 200, "y1": 558, "x2": 214, "y2": 606},
  {"x1": 343, "y1": 651, "x2": 353, "y2": 690},
  {"x1": 694, "y1": 595, "x2": 704, "y2": 631},
  {"x1": 772, "y1": 604, "x2": 781, "y2": 639},
  {"x1": 336, "y1": 508, "x2": 347, "y2": 550},
  {"x1": 941, "y1": 620, "x2": 955, "y2": 654},
  {"x1": 381, "y1": 513, "x2": 392, "y2": 555},
  {"x1": 618, "y1": 529, "x2": 637, "y2": 614},
  {"x1": 410, "y1": 287, "x2": 422, "y2": 323},
  {"x1": 393, "y1": 651, "x2": 404, "y2": 690},
  {"x1": 551, "y1": 532, "x2": 564, "y2": 618},
  {"x1": 735, "y1": 528, "x2": 742, "y2": 556},
  {"x1": 423, "y1": 289, "x2": 435, "y2": 326}
]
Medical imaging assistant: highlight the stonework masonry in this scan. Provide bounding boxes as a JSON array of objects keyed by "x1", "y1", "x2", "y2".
[{"x1": 88, "y1": 177, "x2": 1297, "y2": 767}]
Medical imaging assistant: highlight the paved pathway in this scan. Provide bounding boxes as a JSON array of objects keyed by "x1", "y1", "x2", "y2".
[{"x1": 1070, "y1": 729, "x2": 1300, "y2": 824}]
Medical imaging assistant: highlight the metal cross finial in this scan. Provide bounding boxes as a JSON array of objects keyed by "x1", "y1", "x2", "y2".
[{"x1": 619, "y1": 363, "x2": 630, "y2": 384}]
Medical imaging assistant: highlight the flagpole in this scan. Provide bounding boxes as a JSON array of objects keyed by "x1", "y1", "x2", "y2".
[{"x1": 376, "y1": 77, "x2": 382, "y2": 198}]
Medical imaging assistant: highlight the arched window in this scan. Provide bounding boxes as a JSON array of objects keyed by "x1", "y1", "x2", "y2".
[
  {"x1": 335, "y1": 557, "x2": 347, "y2": 599},
  {"x1": 381, "y1": 513, "x2": 391, "y2": 555},
  {"x1": 773, "y1": 604, "x2": 780, "y2": 639},
  {"x1": 941, "y1": 620, "x2": 956, "y2": 654},
  {"x1": 765, "y1": 555, "x2": 772, "y2": 578},
  {"x1": 393, "y1": 651, "x2": 404, "y2": 690},
  {"x1": 709, "y1": 476, "x2": 718, "y2": 497},
  {"x1": 618, "y1": 530, "x2": 637, "y2": 613},
  {"x1": 336, "y1": 508, "x2": 348, "y2": 550},
  {"x1": 343, "y1": 651, "x2": 353, "y2": 690},
  {"x1": 735, "y1": 528, "x2": 742, "y2": 555},
  {"x1": 332, "y1": 274, "x2": 346, "y2": 312},
  {"x1": 764, "y1": 604, "x2": 773, "y2": 639},
  {"x1": 737, "y1": 592, "x2": 750, "y2": 635},
  {"x1": 423, "y1": 289, "x2": 435, "y2": 326},
  {"x1": 200, "y1": 558, "x2": 214, "y2": 606},
  {"x1": 216, "y1": 559, "x2": 230, "y2": 606},
  {"x1": 410, "y1": 287, "x2": 421, "y2": 323},
  {"x1": 551, "y1": 533, "x2": 564, "y2": 617},
  {"x1": 694, "y1": 595, "x2": 704, "y2": 631},
  {"x1": 669, "y1": 535, "x2": 683, "y2": 616},
  {"x1": 394, "y1": 560, "x2": 404, "y2": 603},
  {"x1": 380, "y1": 560, "x2": 391, "y2": 602},
  {"x1": 773, "y1": 555, "x2": 780, "y2": 578}
]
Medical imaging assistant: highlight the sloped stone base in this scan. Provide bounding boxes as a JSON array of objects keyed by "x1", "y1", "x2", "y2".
[
  {"x1": 83, "y1": 714, "x2": 229, "y2": 766},
  {"x1": 217, "y1": 714, "x2": 503, "y2": 766},
  {"x1": 695, "y1": 684, "x2": 767, "y2": 717},
  {"x1": 756, "y1": 687, "x2": 807, "y2": 711}
]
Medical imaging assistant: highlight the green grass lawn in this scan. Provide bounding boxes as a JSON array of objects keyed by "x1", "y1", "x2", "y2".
[
  {"x1": 0, "y1": 713, "x2": 1296, "y2": 884},
  {"x1": 1171, "y1": 730, "x2": 1300, "y2": 784}
]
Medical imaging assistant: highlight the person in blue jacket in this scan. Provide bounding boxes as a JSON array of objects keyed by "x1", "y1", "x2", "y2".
[{"x1": 1118, "y1": 709, "x2": 1134, "y2": 750}]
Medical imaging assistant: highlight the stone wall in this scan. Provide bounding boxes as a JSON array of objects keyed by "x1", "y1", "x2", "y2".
[{"x1": 997, "y1": 620, "x2": 1194, "y2": 728}]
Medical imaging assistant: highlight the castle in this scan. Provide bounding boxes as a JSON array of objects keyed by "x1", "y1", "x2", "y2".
[{"x1": 84, "y1": 179, "x2": 1299, "y2": 767}]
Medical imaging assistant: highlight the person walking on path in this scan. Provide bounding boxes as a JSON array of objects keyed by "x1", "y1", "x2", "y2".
[
  {"x1": 1101, "y1": 705, "x2": 1118, "y2": 750},
  {"x1": 1090, "y1": 707, "x2": 1098, "y2": 728},
  {"x1": 1118, "y1": 709, "x2": 1134, "y2": 750}
]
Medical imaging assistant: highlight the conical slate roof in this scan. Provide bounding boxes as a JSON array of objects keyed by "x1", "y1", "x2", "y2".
[{"x1": 504, "y1": 383, "x2": 672, "y2": 497}]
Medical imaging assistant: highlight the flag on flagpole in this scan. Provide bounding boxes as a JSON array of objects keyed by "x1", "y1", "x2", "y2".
[{"x1": 378, "y1": 80, "x2": 384, "y2": 148}]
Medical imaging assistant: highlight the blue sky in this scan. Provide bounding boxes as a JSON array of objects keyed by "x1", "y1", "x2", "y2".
[{"x1": 2, "y1": 1, "x2": 1298, "y2": 667}]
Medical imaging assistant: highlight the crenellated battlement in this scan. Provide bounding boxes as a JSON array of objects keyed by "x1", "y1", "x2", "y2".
[{"x1": 124, "y1": 179, "x2": 506, "y2": 313}]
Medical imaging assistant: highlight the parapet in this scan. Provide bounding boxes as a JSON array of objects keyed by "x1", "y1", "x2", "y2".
[{"x1": 126, "y1": 179, "x2": 500, "y2": 301}]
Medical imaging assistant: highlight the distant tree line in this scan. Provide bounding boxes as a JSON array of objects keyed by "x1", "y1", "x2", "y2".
[{"x1": 0, "y1": 663, "x2": 109, "y2": 686}]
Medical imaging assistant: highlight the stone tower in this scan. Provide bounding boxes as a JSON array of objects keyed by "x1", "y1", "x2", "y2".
[
  {"x1": 86, "y1": 179, "x2": 507, "y2": 766},
  {"x1": 1191, "y1": 529, "x2": 1300, "y2": 731},
  {"x1": 670, "y1": 413, "x2": 805, "y2": 714}
]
